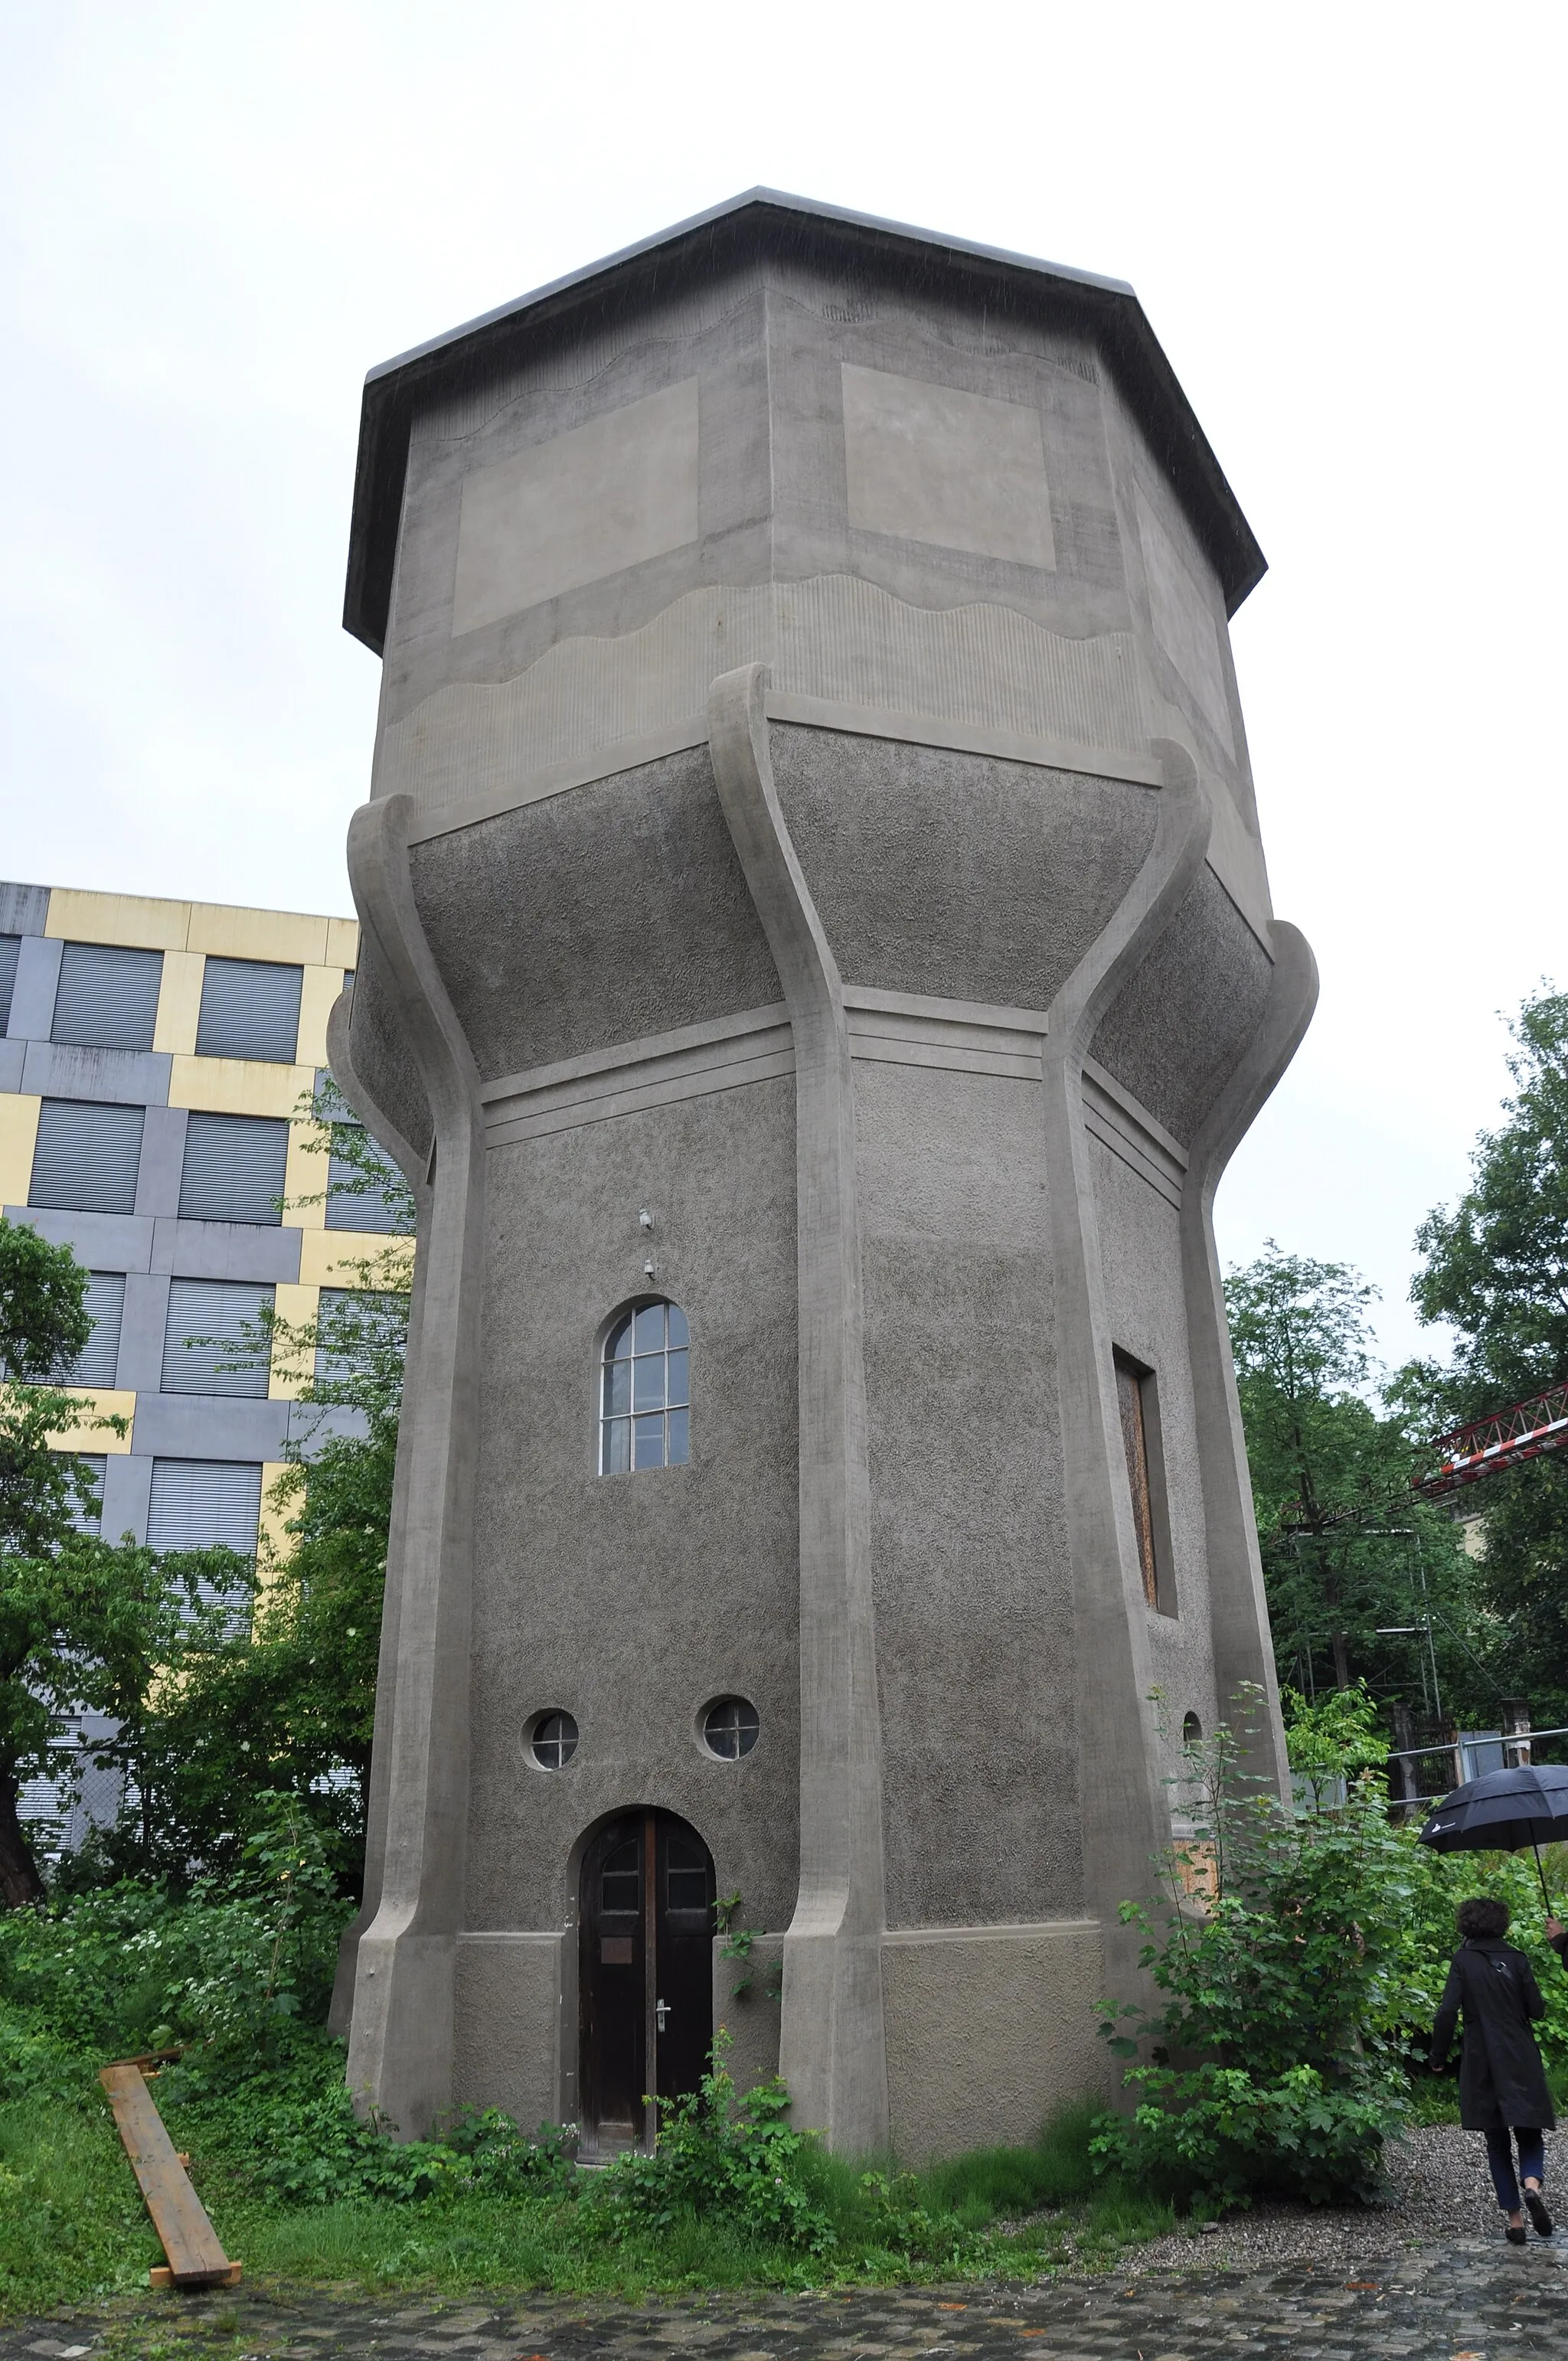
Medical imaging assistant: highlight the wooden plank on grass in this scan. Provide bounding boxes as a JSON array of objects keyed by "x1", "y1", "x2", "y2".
[{"x1": 99, "y1": 2062, "x2": 240, "y2": 2288}]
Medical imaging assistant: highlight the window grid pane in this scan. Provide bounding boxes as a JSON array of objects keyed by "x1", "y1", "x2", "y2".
[{"x1": 598, "y1": 1298, "x2": 690, "y2": 1472}]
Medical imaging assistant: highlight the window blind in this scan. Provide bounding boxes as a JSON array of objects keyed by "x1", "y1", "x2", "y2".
[
  {"x1": 70, "y1": 1272, "x2": 126, "y2": 1386},
  {"x1": 30, "y1": 1099, "x2": 145, "y2": 1214},
  {"x1": 327, "y1": 1128, "x2": 403, "y2": 1233},
  {"x1": 178, "y1": 1112, "x2": 289, "y2": 1226},
  {"x1": 196, "y1": 957, "x2": 304, "y2": 1065},
  {"x1": 161, "y1": 1278, "x2": 274, "y2": 1396},
  {"x1": 70, "y1": 1455, "x2": 108, "y2": 1536},
  {"x1": 0, "y1": 935, "x2": 20, "y2": 1032},
  {"x1": 51, "y1": 942, "x2": 163, "y2": 1052},
  {"x1": 146, "y1": 1458, "x2": 262, "y2": 1556}
]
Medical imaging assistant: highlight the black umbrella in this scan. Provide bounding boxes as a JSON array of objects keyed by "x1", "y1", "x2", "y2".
[{"x1": 1419, "y1": 1762, "x2": 1568, "y2": 1911}]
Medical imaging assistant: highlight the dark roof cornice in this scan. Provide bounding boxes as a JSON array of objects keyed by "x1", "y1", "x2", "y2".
[{"x1": 343, "y1": 188, "x2": 1264, "y2": 654}]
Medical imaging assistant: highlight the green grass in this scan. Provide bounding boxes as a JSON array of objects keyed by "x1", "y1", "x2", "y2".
[{"x1": 0, "y1": 2079, "x2": 1171, "y2": 2323}]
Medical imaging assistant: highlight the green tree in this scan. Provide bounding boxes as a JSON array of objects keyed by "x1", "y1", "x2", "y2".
[
  {"x1": 1404, "y1": 986, "x2": 1568, "y2": 1726},
  {"x1": 111, "y1": 1088, "x2": 412, "y2": 1886},
  {"x1": 1226, "y1": 1243, "x2": 1476, "y2": 1710},
  {"x1": 0, "y1": 1218, "x2": 232, "y2": 1905}
]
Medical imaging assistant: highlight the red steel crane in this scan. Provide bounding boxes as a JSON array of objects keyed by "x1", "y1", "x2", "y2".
[{"x1": 1413, "y1": 1381, "x2": 1568, "y2": 1501}]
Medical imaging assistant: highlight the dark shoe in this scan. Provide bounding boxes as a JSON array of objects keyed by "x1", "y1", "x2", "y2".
[
  {"x1": 1526, "y1": 2190, "x2": 1554, "y2": 2237},
  {"x1": 1507, "y1": 2223, "x2": 1528, "y2": 2244}
]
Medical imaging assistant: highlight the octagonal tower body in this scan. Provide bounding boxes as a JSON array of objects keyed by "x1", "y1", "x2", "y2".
[{"x1": 330, "y1": 192, "x2": 1315, "y2": 2158}]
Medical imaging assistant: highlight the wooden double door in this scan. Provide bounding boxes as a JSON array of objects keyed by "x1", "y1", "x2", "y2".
[{"x1": 578, "y1": 1809, "x2": 715, "y2": 2154}]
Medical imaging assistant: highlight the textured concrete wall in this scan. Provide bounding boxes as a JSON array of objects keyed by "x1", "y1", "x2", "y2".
[
  {"x1": 408, "y1": 747, "x2": 780, "y2": 1083},
  {"x1": 883, "y1": 1924, "x2": 1109, "y2": 2162},
  {"x1": 452, "y1": 1935, "x2": 562, "y2": 2131}
]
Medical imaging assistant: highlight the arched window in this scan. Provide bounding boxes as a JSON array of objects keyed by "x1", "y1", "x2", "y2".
[{"x1": 599, "y1": 1299, "x2": 689, "y2": 1472}]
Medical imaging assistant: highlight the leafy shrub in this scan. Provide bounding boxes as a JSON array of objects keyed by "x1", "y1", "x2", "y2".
[
  {"x1": 581, "y1": 2036, "x2": 835, "y2": 2255},
  {"x1": 1091, "y1": 2062, "x2": 1394, "y2": 2209}
]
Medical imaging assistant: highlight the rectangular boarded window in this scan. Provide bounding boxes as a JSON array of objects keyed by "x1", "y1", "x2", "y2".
[
  {"x1": 51, "y1": 942, "x2": 164, "y2": 1052},
  {"x1": 30, "y1": 1099, "x2": 145, "y2": 1214},
  {"x1": 1115, "y1": 1349, "x2": 1165, "y2": 1612},
  {"x1": 0, "y1": 936, "x2": 21, "y2": 1031},
  {"x1": 146, "y1": 1458, "x2": 262, "y2": 1557},
  {"x1": 178, "y1": 1111, "x2": 289, "y2": 1226},
  {"x1": 161, "y1": 1278, "x2": 274, "y2": 1397},
  {"x1": 196, "y1": 957, "x2": 304, "y2": 1065},
  {"x1": 70, "y1": 1272, "x2": 127, "y2": 1386}
]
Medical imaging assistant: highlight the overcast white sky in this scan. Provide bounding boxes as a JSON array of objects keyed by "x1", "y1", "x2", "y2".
[{"x1": 3, "y1": 2, "x2": 1563, "y2": 1374}]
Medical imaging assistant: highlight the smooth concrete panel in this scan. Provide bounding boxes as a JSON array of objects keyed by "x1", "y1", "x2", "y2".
[
  {"x1": 21, "y1": 1043, "x2": 171, "y2": 1106},
  {"x1": 116, "y1": 1274, "x2": 172, "y2": 1393},
  {"x1": 452, "y1": 380, "x2": 701, "y2": 638},
  {"x1": 134, "y1": 1107, "x2": 188, "y2": 1219},
  {"x1": 130, "y1": 1392, "x2": 289, "y2": 1459},
  {"x1": 150, "y1": 1216, "x2": 304, "y2": 1283},
  {"x1": 3, "y1": 1206, "x2": 155, "y2": 1271},
  {"x1": 451, "y1": 1935, "x2": 564, "y2": 2131},
  {"x1": 8, "y1": 936, "x2": 62, "y2": 1040},
  {"x1": 882, "y1": 1923, "x2": 1109, "y2": 2160},
  {"x1": 841, "y1": 364, "x2": 1055, "y2": 570},
  {"x1": 100, "y1": 1451, "x2": 152, "y2": 1546}
]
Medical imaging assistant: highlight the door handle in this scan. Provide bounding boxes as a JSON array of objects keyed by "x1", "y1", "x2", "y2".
[{"x1": 655, "y1": 1998, "x2": 670, "y2": 2033}]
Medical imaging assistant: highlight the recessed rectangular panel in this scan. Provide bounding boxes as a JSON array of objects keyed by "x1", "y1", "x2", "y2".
[
  {"x1": 841, "y1": 364, "x2": 1056, "y2": 571},
  {"x1": 452, "y1": 378, "x2": 701, "y2": 637},
  {"x1": 1135, "y1": 485, "x2": 1234, "y2": 755}
]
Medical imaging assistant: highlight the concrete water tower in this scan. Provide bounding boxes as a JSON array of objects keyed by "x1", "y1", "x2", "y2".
[{"x1": 328, "y1": 191, "x2": 1315, "y2": 2158}]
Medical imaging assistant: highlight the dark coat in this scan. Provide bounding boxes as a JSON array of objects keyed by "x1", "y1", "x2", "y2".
[{"x1": 1431, "y1": 1938, "x2": 1555, "y2": 2131}]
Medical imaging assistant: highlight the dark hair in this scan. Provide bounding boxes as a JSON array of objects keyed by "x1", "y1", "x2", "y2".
[{"x1": 1458, "y1": 1896, "x2": 1511, "y2": 1940}]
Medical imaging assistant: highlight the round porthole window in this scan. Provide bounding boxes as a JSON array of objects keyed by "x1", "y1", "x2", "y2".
[
  {"x1": 701, "y1": 1697, "x2": 760, "y2": 1760},
  {"x1": 531, "y1": 1710, "x2": 579, "y2": 1769},
  {"x1": 1181, "y1": 1712, "x2": 1203, "y2": 1746}
]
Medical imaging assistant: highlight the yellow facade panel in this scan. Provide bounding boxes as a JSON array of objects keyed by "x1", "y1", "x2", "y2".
[
  {"x1": 325, "y1": 916, "x2": 360, "y2": 970},
  {"x1": 281, "y1": 1121, "x2": 328, "y2": 1229},
  {"x1": 296, "y1": 966, "x2": 346, "y2": 1069},
  {"x1": 46, "y1": 888, "x2": 191, "y2": 951},
  {"x1": 153, "y1": 949, "x2": 206, "y2": 1055},
  {"x1": 296, "y1": 1228, "x2": 414, "y2": 1288},
  {"x1": 41, "y1": 1388, "x2": 137, "y2": 1455},
  {"x1": 258, "y1": 1460, "x2": 297, "y2": 1582},
  {"x1": 268, "y1": 1282, "x2": 321, "y2": 1399},
  {"x1": 0, "y1": 1095, "x2": 41, "y2": 1207},
  {"x1": 168, "y1": 1055, "x2": 312, "y2": 1121},
  {"x1": 186, "y1": 904, "x2": 331, "y2": 966}
]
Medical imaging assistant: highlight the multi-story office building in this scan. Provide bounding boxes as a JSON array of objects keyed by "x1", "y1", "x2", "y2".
[{"x1": 0, "y1": 879, "x2": 396, "y2": 1569}]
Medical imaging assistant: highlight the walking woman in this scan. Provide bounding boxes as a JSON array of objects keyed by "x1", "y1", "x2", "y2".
[{"x1": 1432, "y1": 1897, "x2": 1557, "y2": 2242}]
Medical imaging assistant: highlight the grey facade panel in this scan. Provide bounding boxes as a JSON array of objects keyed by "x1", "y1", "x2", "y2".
[
  {"x1": 117, "y1": 1274, "x2": 172, "y2": 1393},
  {"x1": 71, "y1": 1272, "x2": 127, "y2": 1386},
  {"x1": 150, "y1": 1217, "x2": 303, "y2": 1284},
  {"x1": 178, "y1": 1112, "x2": 289, "y2": 1226},
  {"x1": 0, "y1": 936, "x2": 20, "y2": 1033},
  {"x1": 20, "y1": 1042, "x2": 172, "y2": 1107},
  {"x1": 135, "y1": 1107, "x2": 188, "y2": 1218},
  {"x1": 52, "y1": 942, "x2": 163, "y2": 1053},
  {"x1": 288, "y1": 1399, "x2": 371, "y2": 1450},
  {"x1": 101, "y1": 1453, "x2": 152, "y2": 1546},
  {"x1": 0, "y1": 882, "x2": 50, "y2": 936},
  {"x1": 29, "y1": 1099, "x2": 145, "y2": 1216},
  {"x1": 2, "y1": 1206, "x2": 155, "y2": 1272},
  {"x1": 197, "y1": 958, "x2": 305, "y2": 1065},
  {"x1": 146, "y1": 1458, "x2": 263, "y2": 1556},
  {"x1": 132, "y1": 1393, "x2": 289, "y2": 1461},
  {"x1": 161, "y1": 1278, "x2": 274, "y2": 1397},
  {"x1": 7, "y1": 937, "x2": 62, "y2": 1041},
  {"x1": 0, "y1": 1040, "x2": 23, "y2": 1093}
]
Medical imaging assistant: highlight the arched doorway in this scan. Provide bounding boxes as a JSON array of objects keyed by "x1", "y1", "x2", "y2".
[{"x1": 577, "y1": 1808, "x2": 715, "y2": 2154}]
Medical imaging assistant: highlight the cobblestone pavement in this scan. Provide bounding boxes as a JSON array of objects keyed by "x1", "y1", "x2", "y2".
[{"x1": 8, "y1": 2243, "x2": 1568, "y2": 2361}]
